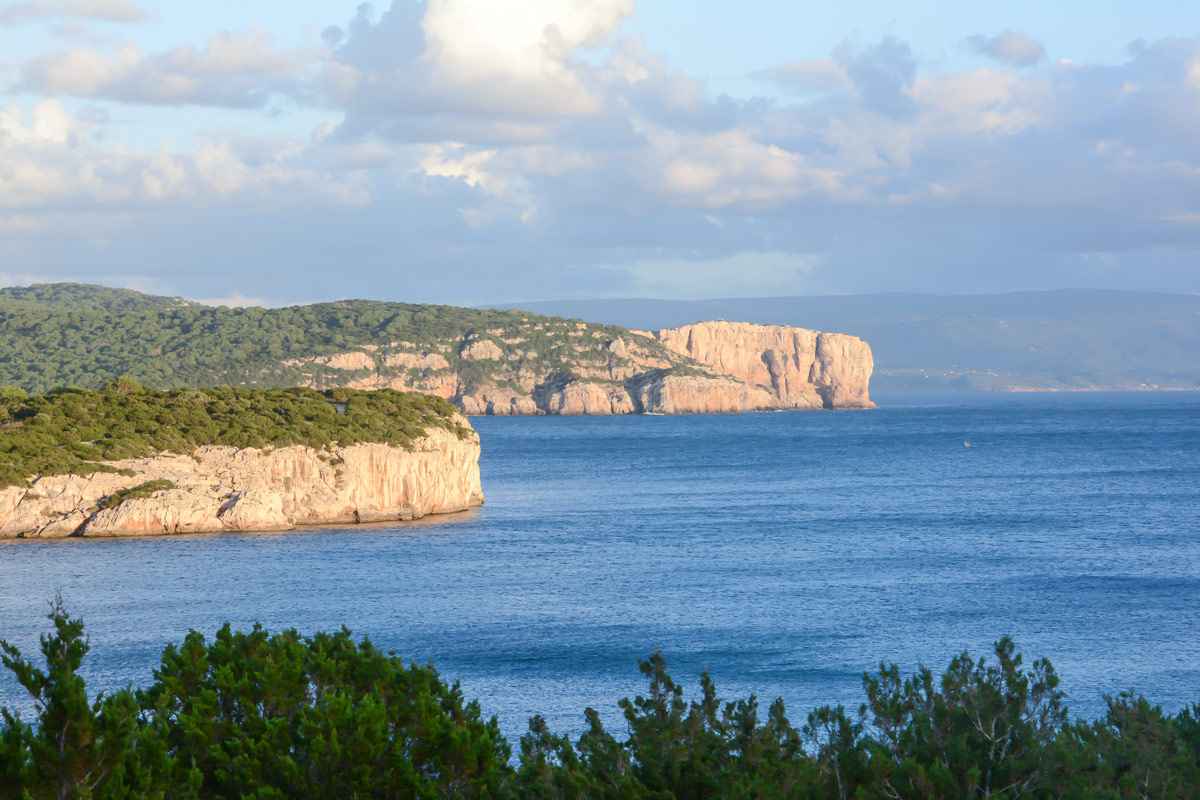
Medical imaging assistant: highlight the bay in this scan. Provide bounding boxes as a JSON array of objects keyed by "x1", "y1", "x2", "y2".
[{"x1": 1, "y1": 392, "x2": 1198, "y2": 738}]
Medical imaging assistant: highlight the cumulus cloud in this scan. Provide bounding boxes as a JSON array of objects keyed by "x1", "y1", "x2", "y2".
[
  {"x1": 0, "y1": 99, "x2": 370, "y2": 209},
  {"x1": 419, "y1": 0, "x2": 632, "y2": 115},
  {"x1": 838, "y1": 36, "x2": 919, "y2": 119},
  {"x1": 633, "y1": 125, "x2": 837, "y2": 208},
  {"x1": 16, "y1": 28, "x2": 322, "y2": 107},
  {"x1": 0, "y1": 0, "x2": 148, "y2": 25},
  {"x1": 966, "y1": 30, "x2": 1046, "y2": 67},
  {"x1": 318, "y1": 0, "x2": 636, "y2": 131}
]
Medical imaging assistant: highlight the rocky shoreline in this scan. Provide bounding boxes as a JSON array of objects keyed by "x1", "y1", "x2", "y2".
[{"x1": 0, "y1": 421, "x2": 483, "y2": 539}]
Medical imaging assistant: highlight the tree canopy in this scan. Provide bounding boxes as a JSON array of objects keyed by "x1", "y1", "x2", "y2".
[
  {"x1": 2, "y1": 602, "x2": 1198, "y2": 799},
  {"x1": 0, "y1": 381, "x2": 467, "y2": 488},
  {"x1": 0, "y1": 283, "x2": 657, "y2": 394}
]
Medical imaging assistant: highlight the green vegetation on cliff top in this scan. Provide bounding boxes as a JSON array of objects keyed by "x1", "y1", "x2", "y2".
[
  {"x1": 0, "y1": 381, "x2": 467, "y2": 489},
  {"x1": 0, "y1": 283, "x2": 684, "y2": 394}
]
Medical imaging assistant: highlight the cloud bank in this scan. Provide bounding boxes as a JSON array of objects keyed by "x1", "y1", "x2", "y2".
[{"x1": 1, "y1": 2, "x2": 1200, "y2": 304}]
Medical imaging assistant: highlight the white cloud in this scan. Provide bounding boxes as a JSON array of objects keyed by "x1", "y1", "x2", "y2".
[
  {"x1": 966, "y1": 30, "x2": 1046, "y2": 67},
  {"x1": 193, "y1": 293, "x2": 265, "y2": 307},
  {"x1": 17, "y1": 28, "x2": 322, "y2": 107},
  {"x1": 0, "y1": 99, "x2": 370, "y2": 209},
  {"x1": 318, "y1": 0, "x2": 637, "y2": 131},
  {"x1": 418, "y1": 0, "x2": 632, "y2": 115},
  {"x1": 638, "y1": 126, "x2": 837, "y2": 208},
  {"x1": 910, "y1": 68, "x2": 1050, "y2": 138},
  {"x1": 418, "y1": 143, "x2": 503, "y2": 193},
  {"x1": 0, "y1": 0, "x2": 147, "y2": 24}
]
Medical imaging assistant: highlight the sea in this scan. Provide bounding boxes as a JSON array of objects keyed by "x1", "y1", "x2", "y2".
[{"x1": 1, "y1": 392, "x2": 1198, "y2": 740}]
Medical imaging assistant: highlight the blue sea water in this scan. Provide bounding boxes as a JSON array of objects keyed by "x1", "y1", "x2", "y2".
[{"x1": 1, "y1": 392, "x2": 1198, "y2": 739}]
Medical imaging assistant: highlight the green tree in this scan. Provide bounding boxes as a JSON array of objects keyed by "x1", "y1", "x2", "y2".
[
  {"x1": 1056, "y1": 693, "x2": 1200, "y2": 799},
  {"x1": 0, "y1": 594, "x2": 196, "y2": 800},
  {"x1": 858, "y1": 636, "x2": 1066, "y2": 799},
  {"x1": 144, "y1": 624, "x2": 513, "y2": 799}
]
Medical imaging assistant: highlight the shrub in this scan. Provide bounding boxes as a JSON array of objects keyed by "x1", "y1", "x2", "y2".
[
  {"x1": 96, "y1": 480, "x2": 177, "y2": 510},
  {"x1": 3, "y1": 604, "x2": 1199, "y2": 799}
]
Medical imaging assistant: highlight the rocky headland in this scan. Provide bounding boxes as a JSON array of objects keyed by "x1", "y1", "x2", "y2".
[
  {"x1": 0, "y1": 385, "x2": 483, "y2": 538},
  {"x1": 0, "y1": 425, "x2": 483, "y2": 539},
  {"x1": 291, "y1": 320, "x2": 875, "y2": 415},
  {"x1": 0, "y1": 285, "x2": 875, "y2": 415}
]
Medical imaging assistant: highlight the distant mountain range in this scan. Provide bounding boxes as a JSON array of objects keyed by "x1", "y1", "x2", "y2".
[{"x1": 494, "y1": 290, "x2": 1200, "y2": 392}]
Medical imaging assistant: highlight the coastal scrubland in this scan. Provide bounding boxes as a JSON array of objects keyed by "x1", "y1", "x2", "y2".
[
  {"x1": 2, "y1": 601, "x2": 1197, "y2": 799},
  {"x1": 0, "y1": 283, "x2": 675, "y2": 394},
  {"x1": 0, "y1": 381, "x2": 467, "y2": 489}
]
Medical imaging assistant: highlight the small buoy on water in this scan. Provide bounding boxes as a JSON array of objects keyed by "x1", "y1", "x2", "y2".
[{"x1": 963, "y1": 441, "x2": 970, "y2": 447}]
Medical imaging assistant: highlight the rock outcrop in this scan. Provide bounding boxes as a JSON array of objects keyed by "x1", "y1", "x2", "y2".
[
  {"x1": 284, "y1": 320, "x2": 873, "y2": 415},
  {"x1": 647, "y1": 322, "x2": 875, "y2": 410},
  {"x1": 0, "y1": 422, "x2": 483, "y2": 538}
]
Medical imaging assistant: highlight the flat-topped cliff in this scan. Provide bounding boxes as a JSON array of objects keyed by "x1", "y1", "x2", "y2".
[
  {"x1": 0, "y1": 384, "x2": 482, "y2": 538},
  {"x1": 645, "y1": 322, "x2": 875, "y2": 410},
  {"x1": 0, "y1": 429, "x2": 483, "y2": 538}
]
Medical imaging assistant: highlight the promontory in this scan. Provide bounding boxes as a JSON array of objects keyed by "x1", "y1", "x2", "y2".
[
  {"x1": 0, "y1": 385, "x2": 483, "y2": 538},
  {"x1": 0, "y1": 283, "x2": 874, "y2": 414}
]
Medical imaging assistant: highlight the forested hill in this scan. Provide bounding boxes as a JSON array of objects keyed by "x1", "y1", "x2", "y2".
[
  {"x1": 0, "y1": 282, "x2": 191, "y2": 315},
  {"x1": 0, "y1": 283, "x2": 684, "y2": 395}
]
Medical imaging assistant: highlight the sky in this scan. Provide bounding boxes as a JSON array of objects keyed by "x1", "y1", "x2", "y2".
[{"x1": 1, "y1": 0, "x2": 1200, "y2": 306}]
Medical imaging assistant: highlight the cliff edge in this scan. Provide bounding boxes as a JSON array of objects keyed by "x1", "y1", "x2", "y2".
[
  {"x1": 293, "y1": 320, "x2": 874, "y2": 415},
  {"x1": 646, "y1": 322, "x2": 875, "y2": 410},
  {"x1": 0, "y1": 423, "x2": 483, "y2": 538}
]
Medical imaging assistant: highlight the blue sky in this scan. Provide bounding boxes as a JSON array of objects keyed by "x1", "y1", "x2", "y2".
[{"x1": 2, "y1": 0, "x2": 1199, "y2": 305}]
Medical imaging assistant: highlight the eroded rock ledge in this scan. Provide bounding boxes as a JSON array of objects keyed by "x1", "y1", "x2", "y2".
[{"x1": 0, "y1": 424, "x2": 483, "y2": 539}]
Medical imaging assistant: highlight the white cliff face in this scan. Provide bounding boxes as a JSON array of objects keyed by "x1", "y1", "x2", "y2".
[
  {"x1": 633, "y1": 375, "x2": 784, "y2": 414},
  {"x1": 0, "y1": 422, "x2": 483, "y2": 538},
  {"x1": 528, "y1": 322, "x2": 874, "y2": 414},
  {"x1": 280, "y1": 321, "x2": 873, "y2": 415},
  {"x1": 649, "y1": 322, "x2": 875, "y2": 410}
]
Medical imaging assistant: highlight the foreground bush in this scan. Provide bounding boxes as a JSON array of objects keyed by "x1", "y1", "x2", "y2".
[{"x1": 2, "y1": 599, "x2": 1198, "y2": 799}]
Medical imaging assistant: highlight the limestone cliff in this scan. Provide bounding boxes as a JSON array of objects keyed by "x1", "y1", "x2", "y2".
[
  {"x1": 0, "y1": 423, "x2": 483, "y2": 538},
  {"x1": 285, "y1": 320, "x2": 874, "y2": 415},
  {"x1": 647, "y1": 322, "x2": 875, "y2": 410}
]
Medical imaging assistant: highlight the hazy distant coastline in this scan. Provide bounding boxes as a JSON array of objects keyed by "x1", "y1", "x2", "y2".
[{"x1": 497, "y1": 289, "x2": 1200, "y2": 393}]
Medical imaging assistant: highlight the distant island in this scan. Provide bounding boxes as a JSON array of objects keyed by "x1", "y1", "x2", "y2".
[
  {"x1": 0, "y1": 283, "x2": 874, "y2": 414},
  {"x1": 0, "y1": 383, "x2": 483, "y2": 538}
]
